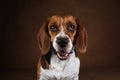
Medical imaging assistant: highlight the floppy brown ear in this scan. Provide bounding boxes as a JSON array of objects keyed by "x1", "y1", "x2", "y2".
[
  {"x1": 75, "y1": 19, "x2": 88, "y2": 54},
  {"x1": 37, "y1": 22, "x2": 51, "y2": 55}
]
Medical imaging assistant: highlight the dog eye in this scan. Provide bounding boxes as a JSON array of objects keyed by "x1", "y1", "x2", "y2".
[
  {"x1": 50, "y1": 25, "x2": 57, "y2": 32},
  {"x1": 67, "y1": 25, "x2": 75, "y2": 31}
]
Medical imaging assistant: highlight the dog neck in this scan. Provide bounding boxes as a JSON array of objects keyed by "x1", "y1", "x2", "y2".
[{"x1": 50, "y1": 48, "x2": 77, "y2": 71}]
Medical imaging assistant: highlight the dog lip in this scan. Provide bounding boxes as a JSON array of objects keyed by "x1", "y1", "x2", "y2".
[{"x1": 56, "y1": 52, "x2": 69, "y2": 60}]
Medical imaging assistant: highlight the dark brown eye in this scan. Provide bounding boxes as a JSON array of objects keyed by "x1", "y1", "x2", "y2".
[
  {"x1": 68, "y1": 25, "x2": 75, "y2": 31},
  {"x1": 50, "y1": 24, "x2": 57, "y2": 32}
]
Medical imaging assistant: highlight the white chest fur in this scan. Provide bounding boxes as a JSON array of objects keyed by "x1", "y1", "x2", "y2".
[{"x1": 40, "y1": 51, "x2": 80, "y2": 80}]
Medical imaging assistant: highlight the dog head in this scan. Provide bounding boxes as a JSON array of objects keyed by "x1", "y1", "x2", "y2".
[{"x1": 37, "y1": 15, "x2": 88, "y2": 60}]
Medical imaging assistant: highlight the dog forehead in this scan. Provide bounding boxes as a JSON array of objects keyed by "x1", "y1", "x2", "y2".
[
  {"x1": 63, "y1": 15, "x2": 76, "y2": 23},
  {"x1": 48, "y1": 15, "x2": 62, "y2": 23},
  {"x1": 48, "y1": 15, "x2": 77, "y2": 27}
]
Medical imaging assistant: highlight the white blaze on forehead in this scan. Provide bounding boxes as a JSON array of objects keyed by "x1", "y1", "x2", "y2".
[{"x1": 58, "y1": 18, "x2": 65, "y2": 37}]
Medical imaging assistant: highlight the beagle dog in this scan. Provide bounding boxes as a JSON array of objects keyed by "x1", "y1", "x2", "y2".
[{"x1": 37, "y1": 15, "x2": 88, "y2": 80}]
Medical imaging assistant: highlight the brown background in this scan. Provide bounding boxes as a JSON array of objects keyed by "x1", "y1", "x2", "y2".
[{"x1": 0, "y1": 0, "x2": 120, "y2": 80}]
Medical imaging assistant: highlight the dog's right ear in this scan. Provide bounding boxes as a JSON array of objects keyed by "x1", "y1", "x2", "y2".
[{"x1": 37, "y1": 22, "x2": 51, "y2": 55}]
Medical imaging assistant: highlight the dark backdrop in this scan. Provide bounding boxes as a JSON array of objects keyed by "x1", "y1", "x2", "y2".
[{"x1": 0, "y1": 0, "x2": 120, "y2": 78}]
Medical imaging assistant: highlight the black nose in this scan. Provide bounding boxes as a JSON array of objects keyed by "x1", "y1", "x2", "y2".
[{"x1": 56, "y1": 37, "x2": 69, "y2": 48}]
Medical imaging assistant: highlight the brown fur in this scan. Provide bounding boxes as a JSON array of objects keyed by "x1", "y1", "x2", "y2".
[
  {"x1": 37, "y1": 23, "x2": 51, "y2": 55},
  {"x1": 75, "y1": 19, "x2": 88, "y2": 53}
]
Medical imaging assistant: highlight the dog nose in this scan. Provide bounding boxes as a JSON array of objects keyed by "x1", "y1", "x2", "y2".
[{"x1": 56, "y1": 37, "x2": 69, "y2": 48}]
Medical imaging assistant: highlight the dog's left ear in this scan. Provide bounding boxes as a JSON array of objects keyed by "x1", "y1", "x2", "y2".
[{"x1": 75, "y1": 19, "x2": 88, "y2": 54}]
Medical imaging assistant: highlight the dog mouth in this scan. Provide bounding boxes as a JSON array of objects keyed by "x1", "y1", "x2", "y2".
[{"x1": 56, "y1": 51, "x2": 70, "y2": 60}]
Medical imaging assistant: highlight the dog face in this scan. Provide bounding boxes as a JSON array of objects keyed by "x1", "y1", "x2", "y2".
[
  {"x1": 37, "y1": 15, "x2": 88, "y2": 60},
  {"x1": 48, "y1": 15, "x2": 77, "y2": 60}
]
